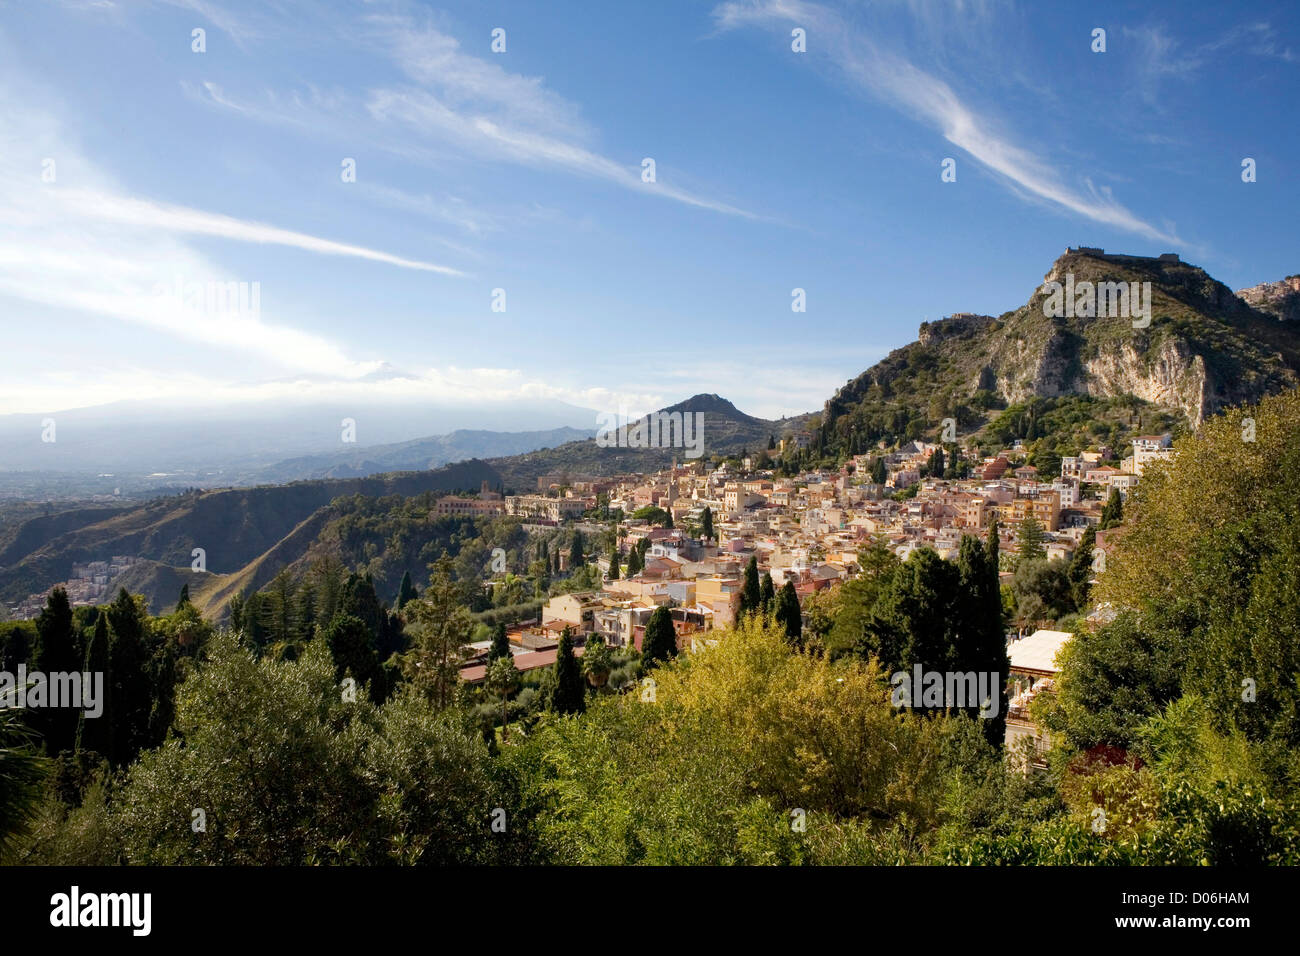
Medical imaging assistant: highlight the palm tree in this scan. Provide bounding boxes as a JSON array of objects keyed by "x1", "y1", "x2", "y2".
[
  {"x1": 582, "y1": 635, "x2": 613, "y2": 691},
  {"x1": 485, "y1": 657, "x2": 520, "y2": 742},
  {"x1": 0, "y1": 706, "x2": 47, "y2": 860}
]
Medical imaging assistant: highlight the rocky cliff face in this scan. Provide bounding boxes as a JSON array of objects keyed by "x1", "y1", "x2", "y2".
[
  {"x1": 1081, "y1": 341, "x2": 1208, "y2": 424},
  {"x1": 826, "y1": 249, "x2": 1300, "y2": 431}
]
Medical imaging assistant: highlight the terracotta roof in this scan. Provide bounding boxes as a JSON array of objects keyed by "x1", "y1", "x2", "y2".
[{"x1": 461, "y1": 645, "x2": 585, "y2": 683}]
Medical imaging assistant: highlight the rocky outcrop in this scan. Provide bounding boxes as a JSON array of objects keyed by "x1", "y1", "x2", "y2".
[{"x1": 827, "y1": 249, "x2": 1300, "y2": 434}]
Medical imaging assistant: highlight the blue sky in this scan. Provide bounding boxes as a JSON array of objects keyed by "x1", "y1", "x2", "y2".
[{"x1": 1, "y1": 0, "x2": 1296, "y2": 427}]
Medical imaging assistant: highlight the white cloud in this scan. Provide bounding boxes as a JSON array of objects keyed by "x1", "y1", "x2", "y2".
[
  {"x1": 715, "y1": 0, "x2": 1180, "y2": 244},
  {"x1": 52, "y1": 189, "x2": 466, "y2": 276}
]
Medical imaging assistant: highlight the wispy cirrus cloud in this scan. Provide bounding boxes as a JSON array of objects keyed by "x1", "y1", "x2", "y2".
[
  {"x1": 52, "y1": 189, "x2": 467, "y2": 276},
  {"x1": 188, "y1": 7, "x2": 763, "y2": 220},
  {"x1": 1124, "y1": 20, "x2": 1298, "y2": 104},
  {"x1": 714, "y1": 0, "x2": 1180, "y2": 245}
]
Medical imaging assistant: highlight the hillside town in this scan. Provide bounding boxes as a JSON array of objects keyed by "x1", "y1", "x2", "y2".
[
  {"x1": 4, "y1": 555, "x2": 138, "y2": 621},
  {"x1": 452, "y1": 433, "x2": 1173, "y2": 686}
]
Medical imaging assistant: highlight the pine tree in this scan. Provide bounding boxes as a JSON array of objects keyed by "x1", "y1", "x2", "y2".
[
  {"x1": 774, "y1": 580, "x2": 803, "y2": 647},
  {"x1": 552, "y1": 628, "x2": 585, "y2": 715},
  {"x1": 312, "y1": 556, "x2": 345, "y2": 625},
  {"x1": 400, "y1": 556, "x2": 472, "y2": 710},
  {"x1": 642, "y1": 606, "x2": 677, "y2": 667},
  {"x1": 1016, "y1": 515, "x2": 1047, "y2": 566},
  {"x1": 295, "y1": 584, "x2": 317, "y2": 643},
  {"x1": 265, "y1": 570, "x2": 298, "y2": 647}
]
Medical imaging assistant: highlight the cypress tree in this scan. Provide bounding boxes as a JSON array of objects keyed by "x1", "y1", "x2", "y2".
[
  {"x1": 487, "y1": 623, "x2": 511, "y2": 664},
  {"x1": 340, "y1": 573, "x2": 385, "y2": 649},
  {"x1": 774, "y1": 580, "x2": 803, "y2": 647},
  {"x1": 608, "y1": 552, "x2": 620, "y2": 580},
  {"x1": 569, "y1": 532, "x2": 584, "y2": 571},
  {"x1": 1068, "y1": 526, "x2": 1096, "y2": 610},
  {"x1": 322, "y1": 613, "x2": 382, "y2": 702},
  {"x1": 176, "y1": 583, "x2": 190, "y2": 611},
  {"x1": 759, "y1": 572, "x2": 775, "y2": 614},
  {"x1": 701, "y1": 506, "x2": 714, "y2": 541},
  {"x1": 106, "y1": 589, "x2": 152, "y2": 766},
  {"x1": 642, "y1": 606, "x2": 677, "y2": 667},
  {"x1": 739, "y1": 556, "x2": 761, "y2": 618},
  {"x1": 552, "y1": 628, "x2": 585, "y2": 715},
  {"x1": 862, "y1": 549, "x2": 960, "y2": 678},
  {"x1": 76, "y1": 612, "x2": 112, "y2": 759},
  {"x1": 34, "y1": 587, "x2": 79, "y2": 755},
  {"x1": 1100, "y1": 488, "x2": 1124, "y2": 530},
  {"x1": 396, "y1": 570, "x2": 418, "y2": 609},
  {"x1": 957, "y1": 534, "x2": 1009, "y2": 745}
]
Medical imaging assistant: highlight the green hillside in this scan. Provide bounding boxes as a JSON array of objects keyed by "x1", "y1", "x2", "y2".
[{"x1": 0, "y1": 459, "x2": 501, "y2": 606}]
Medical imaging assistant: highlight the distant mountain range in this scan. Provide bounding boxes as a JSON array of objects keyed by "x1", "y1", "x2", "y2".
[
  {"x1": 242, "y1": 426, "x2": 596, "y2": 484},
  {"x1": 0, "y1": 397, "x2": 599, "y2": 481}
]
